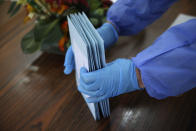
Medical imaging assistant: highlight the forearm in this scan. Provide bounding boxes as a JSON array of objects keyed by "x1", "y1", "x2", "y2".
[
  {"x1": 136, "y1": 68, "x2": 144, "y2": 89},
  {"x1": 132, "y1": 19, "x2": 196, "y2": 99}
]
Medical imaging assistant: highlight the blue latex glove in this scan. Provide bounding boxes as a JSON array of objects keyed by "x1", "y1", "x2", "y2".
[
  {"x1": 78, "y1": 59, "x2": 141, "y2": 103},
  {"x1": 97, "y1": 23, "x2": 118, "y2": 49},
  {"x1": 64, "y1": 23, "x2": 118, "y2": 75},
  {"x1": 64, "y1": 46, "x2": 75, "y2": 75}
]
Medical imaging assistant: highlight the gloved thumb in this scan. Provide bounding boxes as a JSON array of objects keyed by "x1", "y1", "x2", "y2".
[
  {"x1": 64, "y1": 46, "x2": 75, "y2": 75},
  {"x1": 80, "y1": 67, "x2": 88, "y2": 74},
  {"x1": 97, "y1": 23, "x2": 118, "y2": 49}
]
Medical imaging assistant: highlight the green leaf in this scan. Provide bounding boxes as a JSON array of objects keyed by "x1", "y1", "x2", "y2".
[
  {"x1": 94, "y1": 8, "x2": 104, "y2": 16},
  {"x1": 90, "y1": 18, "x2": 99, "y2": 27},
  {"x1": 34, "y1": 19, "x2": 59, "y2": 42},
  {"x1": 102, "y1": 17, "x2": 107, "y2": 23},
  {"x1": 27, "y1": 0, "x2": 42, "y2": 13},
  {"x1": 66, "y1": 41, "x2": 70, "y2": 48},
  {"x1": 41, "y1": 23, "x2": 64, "y2": 54},
  {"x1": 21, "y1": 29, "x2": 41, "y2": 54},
  {"x1": 87, "y1": 0, "x2": 101, "y2": 11},
  {"x1": 10, "y1": 4, "x2": 21, "y2": 16},
  {"x1": 8, "y1": 2, "x2": 17, "y2": 14}
]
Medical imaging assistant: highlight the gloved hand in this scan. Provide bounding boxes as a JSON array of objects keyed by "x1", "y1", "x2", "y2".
[
  {"x1": 64, "y1": 23, "x2": 119, "y2": 75},
  {"x1": 78, "y1": 59, "x2": 141, "y2": 103}
]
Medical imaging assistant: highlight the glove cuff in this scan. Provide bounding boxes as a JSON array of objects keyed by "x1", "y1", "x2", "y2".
[
  {"x1": 97, "y1": 23, "x2": 119, "y2": 49},
  {"x1": 116, "y1": 59, "x2": 141, "y2": 96}
]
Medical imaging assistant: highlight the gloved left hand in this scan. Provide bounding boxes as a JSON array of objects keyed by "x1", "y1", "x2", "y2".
[
  {"x1": 64, "y1": 23, "x2": 118, "y2": 75},
  {"x1": 78, "y1": 59, "x2": 141, "y2": 103}
]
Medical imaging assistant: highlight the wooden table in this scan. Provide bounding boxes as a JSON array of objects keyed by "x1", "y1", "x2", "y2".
[{"x1": 0, "y1": 0, "x2": 196, "y2": 130}]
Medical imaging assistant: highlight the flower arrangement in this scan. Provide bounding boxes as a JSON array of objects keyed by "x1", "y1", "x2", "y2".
[{"x1": 5, "y1": 0, "x2": 113, "y2": 54}]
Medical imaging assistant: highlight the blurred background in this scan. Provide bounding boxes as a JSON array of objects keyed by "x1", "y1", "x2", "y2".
[{"x1": 0, "y1": 0, "x2": 196, "y2": 131}]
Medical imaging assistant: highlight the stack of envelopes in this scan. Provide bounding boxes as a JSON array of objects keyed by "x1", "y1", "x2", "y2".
[{"x1": 67, "y1": 12, "x2": 110, "y2": 120}]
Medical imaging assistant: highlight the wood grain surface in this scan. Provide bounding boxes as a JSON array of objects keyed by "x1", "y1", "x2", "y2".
[
  {"x1": 0, "y1": 2, "x2": 41, "y2": 89},
  {"x1": 0, "y1": 0, "x2": 196, "y2": 131}
]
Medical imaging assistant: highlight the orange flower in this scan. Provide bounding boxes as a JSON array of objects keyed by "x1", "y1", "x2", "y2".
[
  {"x1": 51, "y1": 7, "x2": 58, "y2": 13},
  {"x1": 26, "y1": 4, "x2": 34, "y2": 13},
  {"x1": 57, "y1": 5, "x2": 69, "y2": 15},
  {"x1": 61, "y1": 21, "x2": 68, "y2": 33},
  {"x1": 58, "y1": 36, "x2": 68, "y2": 52},
  {"x1": 24, "y1": 16, "x2": 31, "y2": 23}
]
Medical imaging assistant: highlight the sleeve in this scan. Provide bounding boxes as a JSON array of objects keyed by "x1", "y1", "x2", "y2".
[
  {"x1": 107, "y1": 0, "x2": 177, "y2": 35},
  {"x1": 132, "y1": 19, "x2": 196, "y2": 99}
]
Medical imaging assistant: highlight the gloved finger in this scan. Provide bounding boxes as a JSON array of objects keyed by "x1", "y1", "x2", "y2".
[
  {"x1": 64, "y1": 46, "x2": 74, "y2": 66},
  {"x1": 78, "y1": 85, "x2": 99, "y2": 97},
  {"x1": 97, "y1": 26, "x2": 106, "y2": 44},
  {"x1": 80, "y1": 67, "x2": 96, "y2": 84},
  {"x1": 64, "y1": 65, "x2": 74, "y2": 75},
  {"x1": 106, "y1": 61, "x2": 115, "y2": 66},
  {"x1": 85, "y1": 95, "x2": 106, "y2": 103},
  {"x1": 64, "y1": 46, "x2": 75, "y2": 75},
  {"x1": 97, "y1": 28, "x2": 103, "y2": 37},
  {"x1": 80, "y1": 79, "x2": 99, "y2": 91},
  {"x1": 96, "y1": 23, "x2": 118, "y2": 49}
]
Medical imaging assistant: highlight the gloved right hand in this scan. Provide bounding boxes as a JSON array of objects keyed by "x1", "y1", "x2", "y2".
[
  {"x1": 78, "y1": 59, "x2": 141, "y2": 103},
  {"x1": 64, "y1": 23, "x2": 119, "y2": 75}
]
